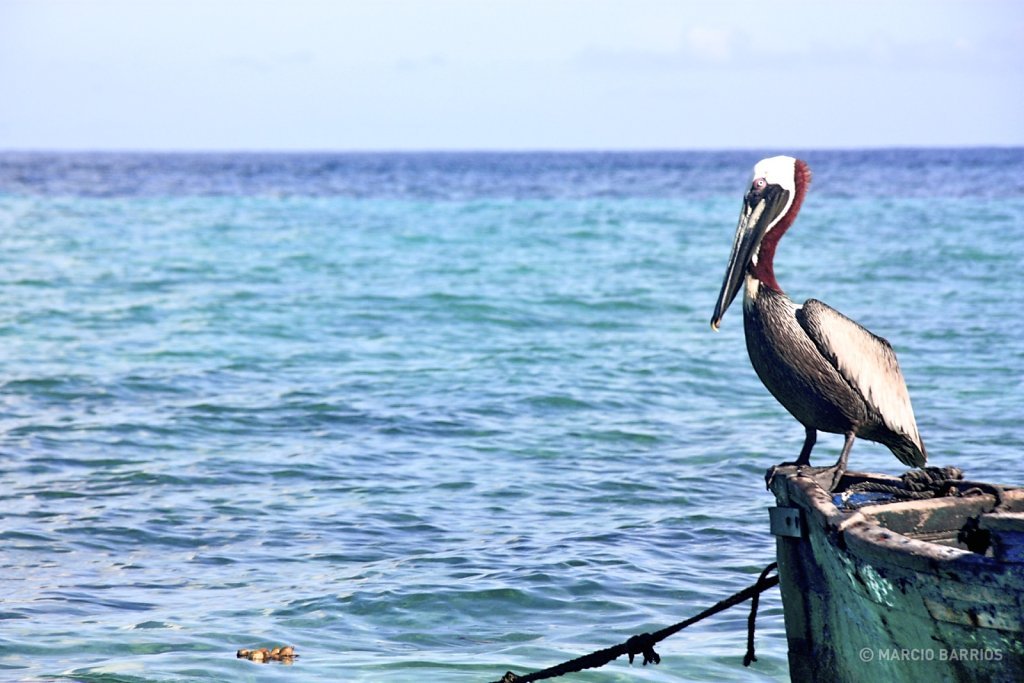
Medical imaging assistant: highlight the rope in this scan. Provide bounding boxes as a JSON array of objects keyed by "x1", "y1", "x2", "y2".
[
  {"x1": 901, "y1": 467, "x2": 964, "y2": 492},
  {"x1": 489, "y1": 562, "x2": 779, "y2": 683},
  {"x1": 842, "y1": 466, "x2": 965, "y2": 507},
  {"x1": 742, "y1": 562, "x2": 778, "y2": 666}
]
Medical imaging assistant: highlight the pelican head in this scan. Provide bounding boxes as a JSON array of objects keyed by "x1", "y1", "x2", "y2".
[{"x1": 710, "y1": 156, "x2": 809, "y2": 330}]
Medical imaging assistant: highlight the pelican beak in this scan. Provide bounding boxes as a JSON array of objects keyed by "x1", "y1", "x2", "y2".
[{"x1": 710, "y1": 184, "x2": 790, "y2": 330}]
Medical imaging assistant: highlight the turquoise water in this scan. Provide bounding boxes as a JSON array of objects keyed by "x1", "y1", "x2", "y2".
[{"x1": 1, "y1": 150, "x2": 1022, "y2": 682}]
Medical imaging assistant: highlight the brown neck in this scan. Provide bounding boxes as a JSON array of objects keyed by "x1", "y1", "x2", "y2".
[{"x1": 749, "y1": 159, "x2": 811, "y2": 292}]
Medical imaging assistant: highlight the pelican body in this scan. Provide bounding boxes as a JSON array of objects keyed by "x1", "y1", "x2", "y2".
[{"x1": 711, "y1": 156, "x2": 925, "y2": 488}]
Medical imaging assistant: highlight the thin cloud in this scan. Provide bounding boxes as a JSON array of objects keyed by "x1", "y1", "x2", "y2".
[
  {"x1": 684, "y1": 27, "x2": 733, "y2": 63},
  {"x1": 221, "y1": 51, "x2": 316, "y2": 73},
  {"x1": 574, "y1": 25, "x2": 1023, "y2": 73},
  {"x1": 394, "y1": 54, "x2": 449, "y2": 72}
]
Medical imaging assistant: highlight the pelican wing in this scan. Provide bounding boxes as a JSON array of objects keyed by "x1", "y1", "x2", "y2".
[{"x1": 797, "y1": 299, "x2": 925, "y2": 465}]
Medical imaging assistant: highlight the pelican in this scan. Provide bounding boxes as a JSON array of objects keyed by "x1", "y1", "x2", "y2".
[{"x1": 710, "y1": 156, "x2": 926, "y2": 490}]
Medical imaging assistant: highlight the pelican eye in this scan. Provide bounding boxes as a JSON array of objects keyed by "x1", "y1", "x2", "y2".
[{"x1": 753, "y1": 178, "x2": 767, "y2": 191}]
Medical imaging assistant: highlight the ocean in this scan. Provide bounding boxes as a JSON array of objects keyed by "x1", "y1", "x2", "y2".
[{"x1": 1, "y1": 149, "x2": 1022, "y2": 682}]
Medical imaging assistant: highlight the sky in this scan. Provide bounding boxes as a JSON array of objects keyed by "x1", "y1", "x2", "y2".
[{"x1": 0, "y1": 0, "x2": 1021, "y2": 151}]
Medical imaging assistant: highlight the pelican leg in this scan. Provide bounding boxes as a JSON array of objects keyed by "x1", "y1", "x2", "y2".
[
  {"x1": 765, "y1": 427, "x2": 818, "y2": 489},
  {"x1": 795, "y1": 426, "x2": 816, "y2": 466},
  {"x1": 809, "y1": 431, "x2": 856, "y2": 492}
]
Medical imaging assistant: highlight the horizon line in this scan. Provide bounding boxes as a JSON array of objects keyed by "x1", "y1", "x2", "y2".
[{"x1": 1, "y1": 144, "x2": 1022, "y2": 156}]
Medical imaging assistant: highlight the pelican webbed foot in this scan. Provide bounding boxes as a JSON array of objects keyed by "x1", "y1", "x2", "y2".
[
  {"x1": 800, "y1": 432, "x2": 856, "y2": 492},
  {"x1": 765, "y1": 427, "x2": 818, "y2": 489},
  {"x1": 766, "y1": 430, "x2": 854, "y2": 492},
  {"x1": 795, "y1": 464, "x2": 847, "y2": 492},
  {"x1": 764, "y1": 462, "x2": 846, "y2": 491}
]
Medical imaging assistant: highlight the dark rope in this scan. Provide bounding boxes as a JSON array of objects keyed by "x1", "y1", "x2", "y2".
[
  {"x1": 490, "y1": 562, "x2": 779, "y2": 683},
  {"x1": 743, "y1": 562, "x2": 778, "y2": 666},
  {"x1": 901, "y1": 467, "x2": 963, "y2": 492},
  {"x1": 843, "y1": 466, "x2": 965, "y2": 507}
]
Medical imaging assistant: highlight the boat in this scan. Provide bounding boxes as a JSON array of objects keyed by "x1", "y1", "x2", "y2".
[{"x1": 767, "y1": 466, "x2": 1024, "y2": 682}]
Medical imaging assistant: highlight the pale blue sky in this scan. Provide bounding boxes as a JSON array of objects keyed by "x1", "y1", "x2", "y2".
[{"x1": 1, "y1": 0, "x2": 1021, "y2": 151}]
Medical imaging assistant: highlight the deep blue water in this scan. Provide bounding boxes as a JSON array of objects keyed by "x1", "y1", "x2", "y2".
[{"x1": 0, "y1": 149, "x2": 1022, "y2": 682}]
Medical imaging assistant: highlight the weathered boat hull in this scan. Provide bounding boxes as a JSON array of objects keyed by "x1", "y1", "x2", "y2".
[{"x1": 769, "y1": 468, "x2": 1024, "y2": 683}]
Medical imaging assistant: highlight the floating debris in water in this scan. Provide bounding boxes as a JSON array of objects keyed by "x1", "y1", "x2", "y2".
[{"x1": 236, "y1": 645, "x2": 297, "y2": 663}]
